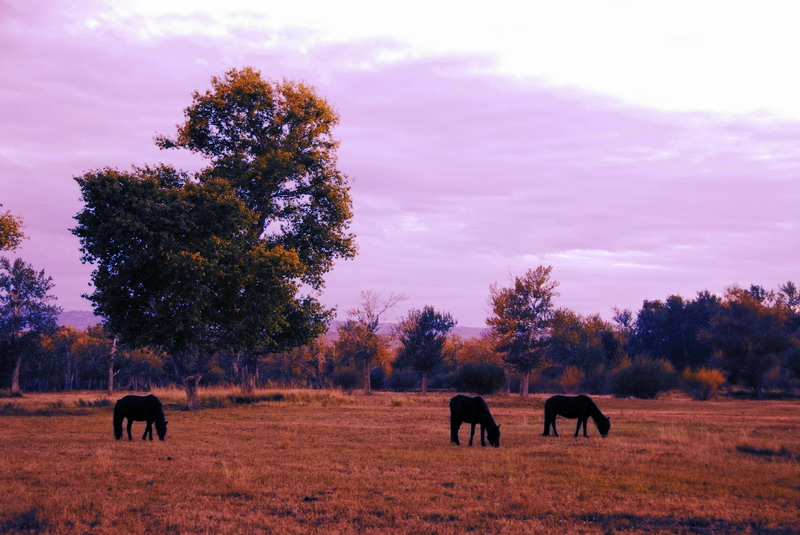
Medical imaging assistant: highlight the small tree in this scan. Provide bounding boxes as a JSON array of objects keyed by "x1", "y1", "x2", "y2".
[
  {"x1": 0, "y1": 257, "x2": 61, "y2": 394},
  {"x1": 395, "y1": 306, "x2": 456, "y2": 393},
  {"x1": 487, "y1": 266, "x2": 559, "y2": 397},
  {"x1": 336, "y1": 291, "x2": 405, "y2": 392}
]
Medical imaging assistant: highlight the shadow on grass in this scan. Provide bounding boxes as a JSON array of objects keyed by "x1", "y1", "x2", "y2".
[
  {"x1": 577, "y1": 513, "x2": 797, "y2": 534},
  {"x1": 736, "y1": 445, "x2": 799, "y2": 462},
  {"x1": 0, "y1": 508, "x2": 49, "y2": 534}
]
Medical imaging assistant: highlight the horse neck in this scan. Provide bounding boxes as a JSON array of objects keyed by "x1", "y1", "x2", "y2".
[
  {"x1": 588, "y1": 403, "x2": 605, "y2": 423},
  {"x1": 482, "y1": 411, "x2": 497, "y2": 428}
]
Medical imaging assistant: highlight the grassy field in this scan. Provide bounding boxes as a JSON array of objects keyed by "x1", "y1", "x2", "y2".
[{"x1": 1, "y1": 389, "x2": 798, "y2": 534}]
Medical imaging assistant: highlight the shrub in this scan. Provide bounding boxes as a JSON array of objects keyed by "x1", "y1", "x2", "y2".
[
  {"x1": 331, "y1": 368, "x2": 360, "y2": 391},
  {"x1": 370, "y1": 367, "x2": 386, "y2": 391},
  {"x1": 610, "y1": 356, "x2": 677, "y2": 399},
  {"x1": 454, "y1": 363, "x2": 504, "y2": 395},
  {"x1": 681, "y1": 367, "x2": 726, "y2": 400},
  {"x1": 386, "y1": 369, "x2": 418, "y2": 392},
  {"x1": 557, "y1": 366, "x2": 585, "y2": 394}
]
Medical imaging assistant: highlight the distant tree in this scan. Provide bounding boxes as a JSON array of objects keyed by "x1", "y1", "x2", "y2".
[
  {"x1": 629, "y1": 292, "x2": 719, "y2": 369},
  {"x1": 335, "y1": 291, "x2": 405, "y2": 392},
  {"x1": 453, "y1": 334, "x2": 504, "y2": 367},
  {"x1": 395, "y1": 306, "x2": 456, "y2": 393},
  {"x1": 0, "y1": 257, "x2": 60, "y2": 394},
  {"x1": 546, "y1": 309, "x2": 615, "y2": 372},
  {"x1": 40, "y1": 327, "x2": 82, "y2": 391},
  {"x1": 0, "y1": 205, "x2": 26, "y2": 252},
  {"x1": 707, "y1": 286, "x2": 794, "y2": 399},
  {"x1": 487, "y1": 266, "x2": 559, "y2": 398}
]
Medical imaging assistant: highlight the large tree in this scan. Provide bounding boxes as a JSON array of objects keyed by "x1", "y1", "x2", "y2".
[
  {"x1": 74, "y1": 167, "x2": 260, "y2": 407},
  {"x1": 0, "y1": 257, "x2": 60, "y2": 394},
  {"x1": 487, "y1": 266, "x2": 559, "y2": 397},
  {"x1": 74, "y1": 68, "x2": 355, "y2": 404},
  {"x1": 395, "y1": 306, "x2": 456, "y2": 393},
  {"x1": 156, "y1": 67, "x2": 355, "y2": 392}
]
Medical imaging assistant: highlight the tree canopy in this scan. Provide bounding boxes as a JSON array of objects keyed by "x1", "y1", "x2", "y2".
[
  {"x1": 0, "y1": 205, "x2": 26, "y2": 252},
  {"x1": 487, "y1": 265, "x2": 559, "y2": 397},
  {"x1": 73, "y1": 67, "x2": 356, "y2": 407},
  {"x1": 395, "y1": 306, "x2": 456, "y2": 393}
]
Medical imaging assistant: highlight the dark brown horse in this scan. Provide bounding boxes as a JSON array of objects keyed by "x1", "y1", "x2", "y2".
[
  {"x1": 450, "y1": 395, "x2": 500, "y2": 447},
  {"x1": 113, "y1": 394, "x2": 168, "y2": 441},
  {"x1": 542, "y1": 395, "x2": 610, "y2": 437}
]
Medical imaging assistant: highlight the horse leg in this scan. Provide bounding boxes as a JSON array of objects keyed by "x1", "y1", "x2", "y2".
[
  {"x1": 143, "y1": 421, "x2": 153, "y2": 441},
  {"x1": 468, "y1": 423, "x2": 476, "y2": 446},
  {"x1": 552, "y1": 417, "x2": 558, "y2": 437},
  {"x1": 451, "y1": 420, "x2": 461, "y2": 445},
  {"x1": 126, "y1": 419, "x2": 134, "y2": 441},
  {"x1": 480, "y1": 424, "x2": 486, "y2": 447}
]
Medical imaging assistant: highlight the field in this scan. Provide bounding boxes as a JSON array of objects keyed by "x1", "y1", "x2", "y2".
[{"x1": 1, "y1": 390, "x2": 798, "y2": 534}]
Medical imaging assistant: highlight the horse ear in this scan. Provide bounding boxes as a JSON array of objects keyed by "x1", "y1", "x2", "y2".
[{"x1": 497, "y1": 424, "x2": 501, "y2": 429}]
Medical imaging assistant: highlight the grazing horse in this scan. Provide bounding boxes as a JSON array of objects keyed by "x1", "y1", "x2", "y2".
[
  {"x1": 450, "y1": 395, "x2": 501, "y2": 447},
  {"x1": 542, "y1": 394, "x2": 610, "y2": 437},
  {"x1": 113, "y1": 394, "x2": 168, "y2": 441}
]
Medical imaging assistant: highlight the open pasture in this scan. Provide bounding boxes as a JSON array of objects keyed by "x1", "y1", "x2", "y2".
[{"x1": 1, "y1": 390, "x2": 798, "y2": 534}]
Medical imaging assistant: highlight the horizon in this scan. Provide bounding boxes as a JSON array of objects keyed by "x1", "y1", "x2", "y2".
[{"x1": 2, "y1": 1, "x2": 798, "y2": 327}]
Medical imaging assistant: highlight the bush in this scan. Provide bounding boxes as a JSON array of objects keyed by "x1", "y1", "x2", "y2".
[
  {"x1": 610, "y1": 357, "x2": 677, "y2": 399},
  {"x1": 454, "y1": 363, "x2": 504, "y2": 395},
  {"x1": 386, "y1": 369, "x2": 418, "y2": 392},
  {"x1": 557, "y1": 366, "x2": 585, "y2": 394},
  {"x1": 681, "y1": 367, "x2": 726, "y2": 400},
  {"x1": 370, "y1": 367, "x2": 386, "y2": 391},
  {"x1": 580, "y1": 365, "x2": 610, "y2": 395},
  {"x1": 331, "y1": 368, "x2": 360, "y2": 391}
]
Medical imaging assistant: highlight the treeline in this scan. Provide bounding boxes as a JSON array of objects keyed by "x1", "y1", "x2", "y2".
[{"x1": 3, "y1": 281, "x2": 798, "y2": 400}]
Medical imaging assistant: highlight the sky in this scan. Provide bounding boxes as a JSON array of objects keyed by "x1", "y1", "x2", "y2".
[{"x1": 2, "y1": 0, "x2": 799, "y2": 327}]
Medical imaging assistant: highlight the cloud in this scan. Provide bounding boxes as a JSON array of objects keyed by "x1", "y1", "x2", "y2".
[{"x1": 1, "y1": 1, "x2": 798, "y2": 325}]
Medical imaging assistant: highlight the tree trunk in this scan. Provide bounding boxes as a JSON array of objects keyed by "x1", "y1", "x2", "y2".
[
  {"x1": 519, "y1": 371, "x2": 530, "y2": 398},
  {"x1": 504, "y1": 366, "x2": 511, "y2": 394},
  {"x1": 184, "y1": 375, "x2": 201, "y2": 410},
  {"x1": 363, "y1": 362, "x2": 371, "y2": 393},
  {"x1": 107, "y1": 336, "x2": 117, "y2": 397},
  {"x1": 238, "y1": 353, "x2": 257, "y2": 394},
  {"x1": 421, "y1": 371, "x2": 429, "y2": 394},
  {"x1": 11, "y1": 352, "x2": 22, "y2": 396}
]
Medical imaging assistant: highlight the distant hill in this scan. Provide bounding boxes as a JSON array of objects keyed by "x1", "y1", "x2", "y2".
[
  {"x1": 57, "y1": 311, "x2": 487, "y2": 340},
  {"x1": 58, "y1": 310, "x2": 103, "y2": 330}
]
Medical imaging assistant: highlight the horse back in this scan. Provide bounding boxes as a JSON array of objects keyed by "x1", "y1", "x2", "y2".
[
  {"x1": 450, "y1": 395, "x2": 493, "y2": 425},
  {"x1": 115, "y1": 394, "x2": 163, "y2": 422},
  {"x1": 545, "y1": 394, "x2": 595, "y2": 419}
]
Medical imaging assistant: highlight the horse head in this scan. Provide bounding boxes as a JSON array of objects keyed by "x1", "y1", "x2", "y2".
[
  {"x1": 487, "y1": 424, "x2": 501, "y2": 447},
  {"x1": 156, "y1": 420, "x2": 168, "y2": 441},
  {"x1": 598, "y1": 416, "x2": 610, "y2": 437}
]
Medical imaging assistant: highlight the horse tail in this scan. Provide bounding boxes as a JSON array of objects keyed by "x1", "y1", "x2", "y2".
[{"x1": 113, "y1": 401, "x2": 123, "y2": 440}]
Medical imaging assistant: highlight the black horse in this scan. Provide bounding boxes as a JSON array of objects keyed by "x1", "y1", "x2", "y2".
[
  {"x1": 450, "y1": 395, "x2": 500, "y2": 447},
  {"x1": 542, "y1": 394, "x2": 610, "y2": 437},
  {"x1": 113, "y1": 394, "x2": 168, "y2": 441}
]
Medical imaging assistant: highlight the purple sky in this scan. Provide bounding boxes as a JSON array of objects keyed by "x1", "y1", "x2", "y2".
[{"x1": 2, "y1": 1, "x2": 799, "y2": 326}]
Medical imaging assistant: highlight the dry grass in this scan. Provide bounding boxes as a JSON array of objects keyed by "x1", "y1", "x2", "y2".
[{"x1": 1, "y1": 390, "x2": 798, "y2": 534}]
